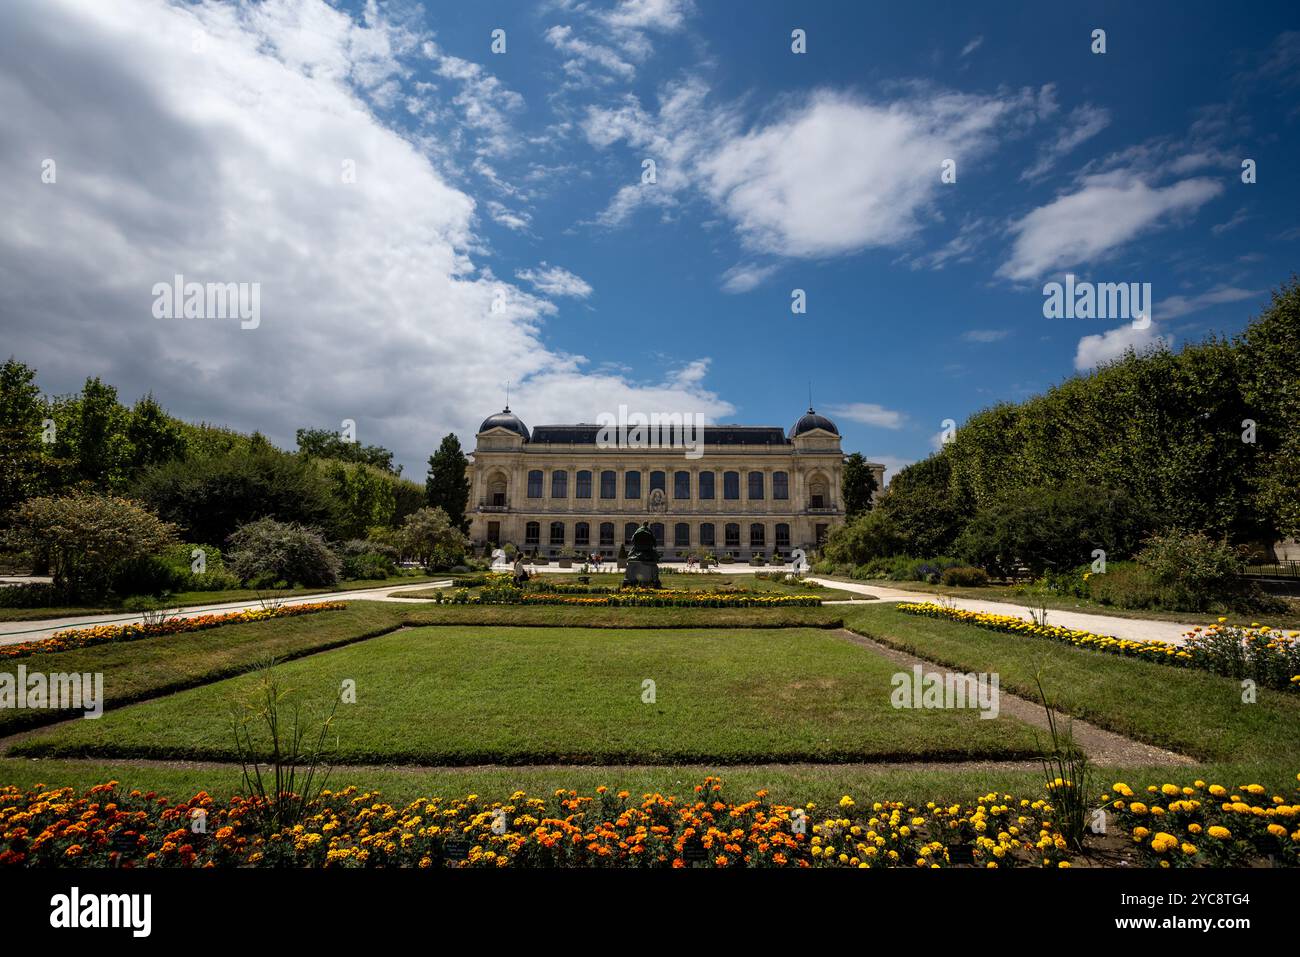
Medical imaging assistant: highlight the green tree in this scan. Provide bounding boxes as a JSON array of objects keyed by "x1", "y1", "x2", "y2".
[
  {"x1": 841, "y1": 452, "x2": 878, "y2": 519},
  {"x1": 0, "y1": 357, "x2": 58, "y2": 512},
  {"x1": 822, "y1": 510, "x2": 904, "y2": 565},
  {"x1": 399, "y1": 506, "x2": 469, "y2": 569},
  {"x1": 425, "y1": 433, "x2": 470, "y2": 532},
  {"x1": 127, "y1": 393, "x2": 188, "y2": 474},
  {"x1": 878, "y1": 454, "x2": 969, "y2": 557},
  {"x1": 134, "y1": 446, "x2": 341, "y2": 545},
  {"x1": 1239, "y1": 277, "x2": 1300, "y2": 538},
  {"x1": 58, "y1": 377, "x2": 134, "y2": 491},
  {"x1": 4, "y1": 491, "x2": 177, "y2": 600},
  {"x1": 296, "y1": 427, "x2": 399, "y2": 474}
]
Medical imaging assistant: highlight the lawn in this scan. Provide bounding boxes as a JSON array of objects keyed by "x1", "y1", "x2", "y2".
[
  {"x1": 11, "y1": 626, "x2": 1042, "y2": 764},
  {"x1": 423, "y1": 571, "x2": 861, "y2": 601},
  {"x1": 842, "y1": 603, "x2": 1300, "y2": 765}
]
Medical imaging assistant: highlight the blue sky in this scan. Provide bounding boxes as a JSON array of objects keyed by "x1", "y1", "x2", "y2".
[{"x1": 2, "y1": 0, "x2": 1297, "y2": 479}]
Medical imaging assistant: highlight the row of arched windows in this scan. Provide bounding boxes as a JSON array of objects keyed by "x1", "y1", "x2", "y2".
[
  {"x1": 522, "y1": 521, "x2": 792, "y2": 550},
  {"x1": 524, "y1": 469, "x2": 790, "y2": 501}
]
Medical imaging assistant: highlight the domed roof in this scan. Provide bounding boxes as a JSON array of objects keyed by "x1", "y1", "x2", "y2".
[
  {"x1": 478, "y1": 407, "x2": 529, "y2": 441},
  {"x1": 789, "y1": 407, "x2": 839, "y2": 438}
]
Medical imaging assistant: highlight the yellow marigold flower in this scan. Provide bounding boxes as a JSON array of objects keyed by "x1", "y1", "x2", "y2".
[{"x1": 1207, "y1": 826, "x2": 1231, "y2": 840}]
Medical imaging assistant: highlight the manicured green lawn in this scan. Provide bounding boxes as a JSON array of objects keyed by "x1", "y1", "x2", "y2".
[
  {"x1": 842, "y1": 603, "x2": 1300, "y2": 765},
  {"x1": 422, "y1": 572, "x2": 861, "y2": 601},
  {"x1": 12, "y1": 626, "x2": 1041, "y2": 764}
]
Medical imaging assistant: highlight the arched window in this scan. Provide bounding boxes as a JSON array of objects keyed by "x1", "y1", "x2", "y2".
[
  {"x1": 574, "y1": 522, "x2": 590, "y2": 546},
  {"x1": 674, "y1": 470, "x2": 691, "y2": 499},
  {"x1": 599, "y1": 522, "x2": 615, "y2": 546},
  {"x1": 575, "y1": 470, "x2": 592, "y2": 498},
  {"x1": 551, "y1": 470, "x2": 568, "y2": 498},
  {"x1": 775, "y1": 523, "x2": 790, "y2": 549},
  {"x1": 723, "y1": 471, "x2": 740, "y2": 500},
  {"x1": 749, "y1": 523, "x2": 766, "y2": 548},
  {"x1": 527, "y1": 470, "x2": 543, "y2": 498},
  {"x1": 748, "y1": 471, "x2": 764, "y2": 500},
  {"x1": 674, "y1": 522, "x2": 690, "y2": 547},
  {"x1": 650, "y1": 470, "x2": 666, "y2": 493},
  {"x1": 549, "y1": 521, "x2": 565, "y2": 546},
  {"x1": 625, "y1": 471, "x2": 641, "y2": 499},
  {"x1": 698, "y1": 471, "x2": 715, "y2": 500},
  {"x1": 624, "y1": 522, "x2": 638, "y2": 544},
  {"x1": 699, "y1": 523, "x2": 715, "y2": 547},
  {"x1": 600, "y1": 470, "x2": 617, "y2": 499},
  {"x1": 772, "y1": 471, "x2": 789, "y2": 500},
  {"x1": 724, "y1": 523, "x2": 740, "y2": 548},
  {"x1": 651, "y1": 522, "x2": 665, "y2": 547},
  {"x1": 525, "y1": 521, "x2": 540, "y2": 546}
]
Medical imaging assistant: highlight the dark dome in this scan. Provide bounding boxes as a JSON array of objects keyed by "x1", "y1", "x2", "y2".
[
  {"x1": 789, "y1": 407, "x2": 839, "y2": 438},
  {"x1": 478, "y1": 407, "x2": 530, "y2": 441}
]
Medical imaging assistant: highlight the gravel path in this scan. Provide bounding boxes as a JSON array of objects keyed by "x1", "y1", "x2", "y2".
[
  {"x1": 0, "y1": 581, "x2": 449, "y2": 646},
  {"x1": 809, "y1": 577, "x2": 1203, "y2": 647}
]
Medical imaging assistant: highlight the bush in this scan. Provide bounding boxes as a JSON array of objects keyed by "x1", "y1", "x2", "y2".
[
  {"x1": 2, "y1": 491, "x2": 178, "y2": 602},
  {"x1": 227, "y1": 518, "x2": 340, "y2": 588},
  {"x1": 1086, "y1": 561, "x2": 1163, "y2": 609},
  {"x1": 940, "y1": 565, "x2": 990, "y2": 587},
  {"x1": 0, "y1": 582, "x2": 62, "y2": 608},
  {"x1": 341, "y1": 552, "x2": 394, "y2": 580},
  {"x1": 821, "y1": 511, "x2": 904, "y2": 566},
  {"x1": 1134, "y1": 529, "x2": 1243, "y2": 612}
]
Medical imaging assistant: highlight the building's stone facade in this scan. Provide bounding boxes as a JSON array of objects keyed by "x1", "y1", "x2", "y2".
[{"x1": 466, "y1": 408, "x2": 884, "y2": 559}]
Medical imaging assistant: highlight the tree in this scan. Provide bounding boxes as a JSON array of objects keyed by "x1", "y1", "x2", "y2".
[
  {"x1": 127, "y1": 394, "x2": 188, "y2": 474},
  {"x1": 841, "y1": 452, "x2": 878, "y2": 519},
  {"x1": 56, "y1": 377, "x2": 134, "y2": 491},
  {"x1": 296, "y1": 427, "x2": 399, "y2": 474},
  {"x1": 425, "y1": 434, "x2": 470, "y2": 532},
  {"x1": 4, "y1": 491, "x2": 177, "y2": 600},
  {"x1": 399, "y1": 506, "x2": 469, "y2": 570},
  {"x1": 878, "y1": 454, "x2": 969, "y2": 557},
  {"x1": 134, "y1": 446, "x2": 342, "y2": 545},
  {"x1": 0, "y1": 357, "x2": 58, "y2": 513},
  {"x1": 822, "y1": 510, "x2": 904, "y2": 566}
]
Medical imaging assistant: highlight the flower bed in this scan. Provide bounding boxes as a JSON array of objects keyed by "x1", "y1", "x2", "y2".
[
  {"x1": 896, "y1": 602, "x2": 1300, "y2": 692},
  {"x1": 2, "y1": 774, "x2": 1295, "y2": 868},
  {"x1": 0, "y1": 602, "x2": 348, "y2": 660},
  {"x1": 451, "y1": 588, "x2": 820, "y2": 608}
]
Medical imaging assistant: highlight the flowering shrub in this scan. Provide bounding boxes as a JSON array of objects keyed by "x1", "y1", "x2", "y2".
[
  {"x1": 4, "y1": 774, "x2": 1295, "y2": 868},
  {"x1": 896, "y1": 602, "x2": 1300, "y2": 692},
  {"x1": 0, "y1": 602, "x2": 348, "y2": 661}
]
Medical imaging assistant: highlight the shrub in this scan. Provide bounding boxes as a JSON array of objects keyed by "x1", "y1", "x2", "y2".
[
  {"x1": 1135, "y1": 529, "x2": 1243, "y2": 612},
  {"x1": 341, "y1": 552, "x2": 393, "y2": 580},
  {"x1": 821, "y1": 510, "x2": 904, "y2": 566},
  {"x1": 940, "y1": 565, "x2": 990, "y2": 587},
  {"x1": 1086, "y1": 561, "x2": 1161, "y2": 609},
  {"x1": 2, "y1": 491, "x2": 178, "y2": 602},
  {"x1": 0, "y1": 582, "x2": 62, "y2": 608},
  {"x1": 227, "y1": 518, "x2": 340, "y2": 588}
]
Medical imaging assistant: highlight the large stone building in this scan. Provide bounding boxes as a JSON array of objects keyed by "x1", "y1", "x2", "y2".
[{"x1": 466, "y1": 406, "x2": 884, "y2": 559}]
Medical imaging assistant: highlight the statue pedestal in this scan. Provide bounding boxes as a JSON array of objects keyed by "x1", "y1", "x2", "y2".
[{"x1": 622, "y1": 559, "x2": 661, "y2": 589}]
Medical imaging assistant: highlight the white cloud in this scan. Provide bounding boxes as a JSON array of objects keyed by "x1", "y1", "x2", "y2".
[
  {"x1": 1020, "y1": 104, "x2": 1111, "y2": 181},
  {"x1": 961, "y1": 329, "x2": 1010, "y2": 343},
  {"x1": 1074, "y1": 323, "x2": 1174, "y2": 371},
  {"x1": 824, "y1": 403, "x2": 905, "y2": 429},
  {"x1": 701, "y1": 88, "x2": 1040, "y2": 258},
  {"x1": 485, "y1": 200, "x2": 532, "y2": 231},
  {"x1": 960, "y1": 36, "x2": 984, "y2": 57},
  {"x1": 1160, "y1": 285, "x2": 1261, "y2": 319},
  {"x1": 719, "y1": 262, "x2": 777, "y2": 293},
  {"x1": 0, "y1": 0, "x2": 731, "y2": 475},
  {"x1": 545, "y1": 24, "x2": 637, "y2": 81},
  {"x1": 516, "y1": 263, "x2": 594, "y2": 298},
  {"x1": 998, "y1": 175, "x2": 1223, "y2": 281}
]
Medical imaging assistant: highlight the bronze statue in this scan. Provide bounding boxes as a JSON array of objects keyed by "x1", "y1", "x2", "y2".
[
  {"x1": 626, "y1": 522, "x2": 659, "y2": 563},
  {"x1": 622, "y1": 521, "x2": 662, "y2": 588}
]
